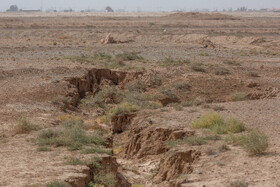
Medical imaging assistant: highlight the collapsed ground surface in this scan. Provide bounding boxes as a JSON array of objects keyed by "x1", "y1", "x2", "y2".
[{"x1": 0, "y1": 12, "x2": 280, "y2": 187}]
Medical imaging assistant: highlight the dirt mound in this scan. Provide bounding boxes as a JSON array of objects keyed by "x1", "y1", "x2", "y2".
[
  {"x1": 67, "y1": 68, "x2": 143, "y2": 106},
  {"x1": 166, "y1": 12, "x2": 239, "y2": 20},
  {"x1": 123, "y1": 119, "x2": 194, "y2": 159},
  {"x1": 154, "y1": 150, "x2": 201, "y2": 184}
]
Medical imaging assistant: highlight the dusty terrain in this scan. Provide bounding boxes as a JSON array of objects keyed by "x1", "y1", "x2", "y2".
[{"x1": 0, "y1": 12, "x2": 280, "y2": 187}]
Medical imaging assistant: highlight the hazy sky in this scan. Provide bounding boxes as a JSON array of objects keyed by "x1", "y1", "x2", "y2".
[{"x1": 1, "y1": 0, "x2": 280, "y2": 12}]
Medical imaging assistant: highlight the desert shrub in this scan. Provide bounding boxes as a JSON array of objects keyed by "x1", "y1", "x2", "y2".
[
  {"x1": 81, "y1": 86, "x2": 122, "y2": 109},
  {"x1": 149, "y1": 77, "x2": 162, "y2": 87},
  {"x1": 213, "y1": 106, "x2": 225, "y2": 111},
  {"x1": 37, "y1": 120, "x2": 106, "y2": 151},
  {"x1": 191, "y1": 63, "x2": 206, "y2": 72},
  {"x1": 13, "y1": 118, "x2": 40, "y2": 134},
  {"x1": 241, "y1": 130, "x2": 268, "y2": 156},
  {"x1": 37, "y1": 146, "x2": 51, "y2": 152},
  {"x1": 181, "y1": 101, "x2": 193, "y2": 107},
  {"x1": 228, "y1": 180, "x2": 248, "y2": 187},
  {"x1": 109, "y1": 102, "x2": 140, "y2": 116},
  {"x1": 183, "y1": 136, "x2": 206, "y2": 146},
  {"x1": 198, "y1": 52, "x2": 210, "y2": 56},
  {"x1": 161, "y1": 89, "x2": 178, "y2": 100},
  {"x1": 174, "y1": 82, "x2": 191, "y2": 91},
  {"x1": 81, "y1": 147, "x2": 112, "y2": 155},
  {"x1": 191, "y1": 112, "x2": 224, "y2": 129},
  {"x1": 126, "y1": 80, "x2": 147, "y2": 93},
  {"x1": 93, "y1": 52, "x2": 112, "y2": 62},
  {"x1": 248, "y1": 71, "x2": 259, "y2": 77},
  {"x1": 159, "y1": 57, "x2": 190, "y2": 66},
  {"x1": 192, "y1": 97, "x2": 204, "y2": 106},
  {"x1": 116, "y1": 51, "x2": 144, "y2": 61},
  {"x1": 232, "y1": 92, "x2": 247, "y2": 101},
  {"x1": 46, "y1": 181, "x2": 70, "y2": 187},
  {"x1": 210, "y1": 122, "x2": 228, "y2": 134},
  {"x1": 94, "y1": 172, "x2": 117, "y2": 187},
  {"x1": 225, "y1": 134, "x2": 243, "y2": 145},
  {"x1": 226, "y1": 118, "x2": 245, "y2": 133},
  {"x1": 64, "y1": 55, "x2": 94, "y2": 64},
  {"x1": 191, "y1": 113, "x2": 245, "y2": 134},
  {"x1": 218, "y1": 143, "x2": 230, "y2": 152},
  {"x1": 66, "y1": 157, "x2": 85, "y2": 165},
  {"x1": 213, "y1": 67, "x2": 230, "y2": 75},
  {"x1": 223, "y1": 60, "x2": 240, "y2": 66}
]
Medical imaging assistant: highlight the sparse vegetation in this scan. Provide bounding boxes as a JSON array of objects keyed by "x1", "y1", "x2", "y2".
[
  {"x1": 241, "y1": 130, "x2": 268, "y2": 156},
  {"x1": 223, "y1": 60, "x2": 241, "y2": 66},
  {"x1": 46, "y1": 181, "x2": 70, "y2": 187},
  {"x1": 173, "y1": 82, "x2": 191, "y2": 91},
  {"x1": 219, "y1": 143, "x2": 230, "y2": 152},
  {"x1": 231, "y1": 92, "x2": 247, "y2": 101},
  {"x1": 149, "y1": 77, "x2": 162, "y2": 87},
  {"x1": 13, "y1": 118, "x2": 40, "y2": 134},
  {"x1": 213, "y1": 67, "x2": 230, "y2": 75},
  {"x1": 159, "y1": 57, "x2": 190, "y2": 66},
  {"x1": 66, "y1": 157, "x2": 85, "y2": 165},
  {"x1": 198, "y1": 51, "x2": 210, "y2": 56},
  {"x1": 116, "y1": 51, "x2": 144, "y2": 61},
  {"x1": 191, "y1": 63, "x2": 206, "y2": 72},
  {"x1": 126, "y1": 80, "x2": 147, "y2": 93},
  {"x1": 36, "y1": 119, "x2": 106, "y2": 151},
  {"x1": 94, "y1": 172, "x2": 117, "y2": 187},
  {"x1": 191, "y1": 112, "x2": 245, "y2": 134},
  {"x1": 248, "y1": 71, "x2": 259, "y2": 77},
  {"x1": 228, "y1": 180, "x2": 248, "y2": 187}
]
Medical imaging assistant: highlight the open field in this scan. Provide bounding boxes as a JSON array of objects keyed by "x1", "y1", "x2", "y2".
[{"x1": 0, "y1": 12, "x2": 280, "y2": 187}]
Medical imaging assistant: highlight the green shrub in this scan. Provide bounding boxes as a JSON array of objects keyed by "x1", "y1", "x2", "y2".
[
  {"x1": 241, "y1": 130, "x2": 268, "y2": 156},
  {"x1": 14, "y1": 118, "x2": 40, "y2": 134},
  {"x1": 191, "y1": 112, "x2": 224, "y2": 129},
  {"x1": 232, "y1": 92, "x2": 247, "y2": 101},
  {"x1": 46, "y1": 181, "x2": 70, "y2": 187}
]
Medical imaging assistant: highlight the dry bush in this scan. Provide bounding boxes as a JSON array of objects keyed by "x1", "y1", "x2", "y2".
[
  {"x1": 232, "y1": 92, "x2": 247, "y2": 101},
  {"x1": 13, "y1": 118, "x2": 40, "y2": 134}
]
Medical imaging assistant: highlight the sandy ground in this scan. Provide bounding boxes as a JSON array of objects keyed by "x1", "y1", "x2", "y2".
[{"x1": 0, "y1": 11, "x2": 280, "y2": 186}]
